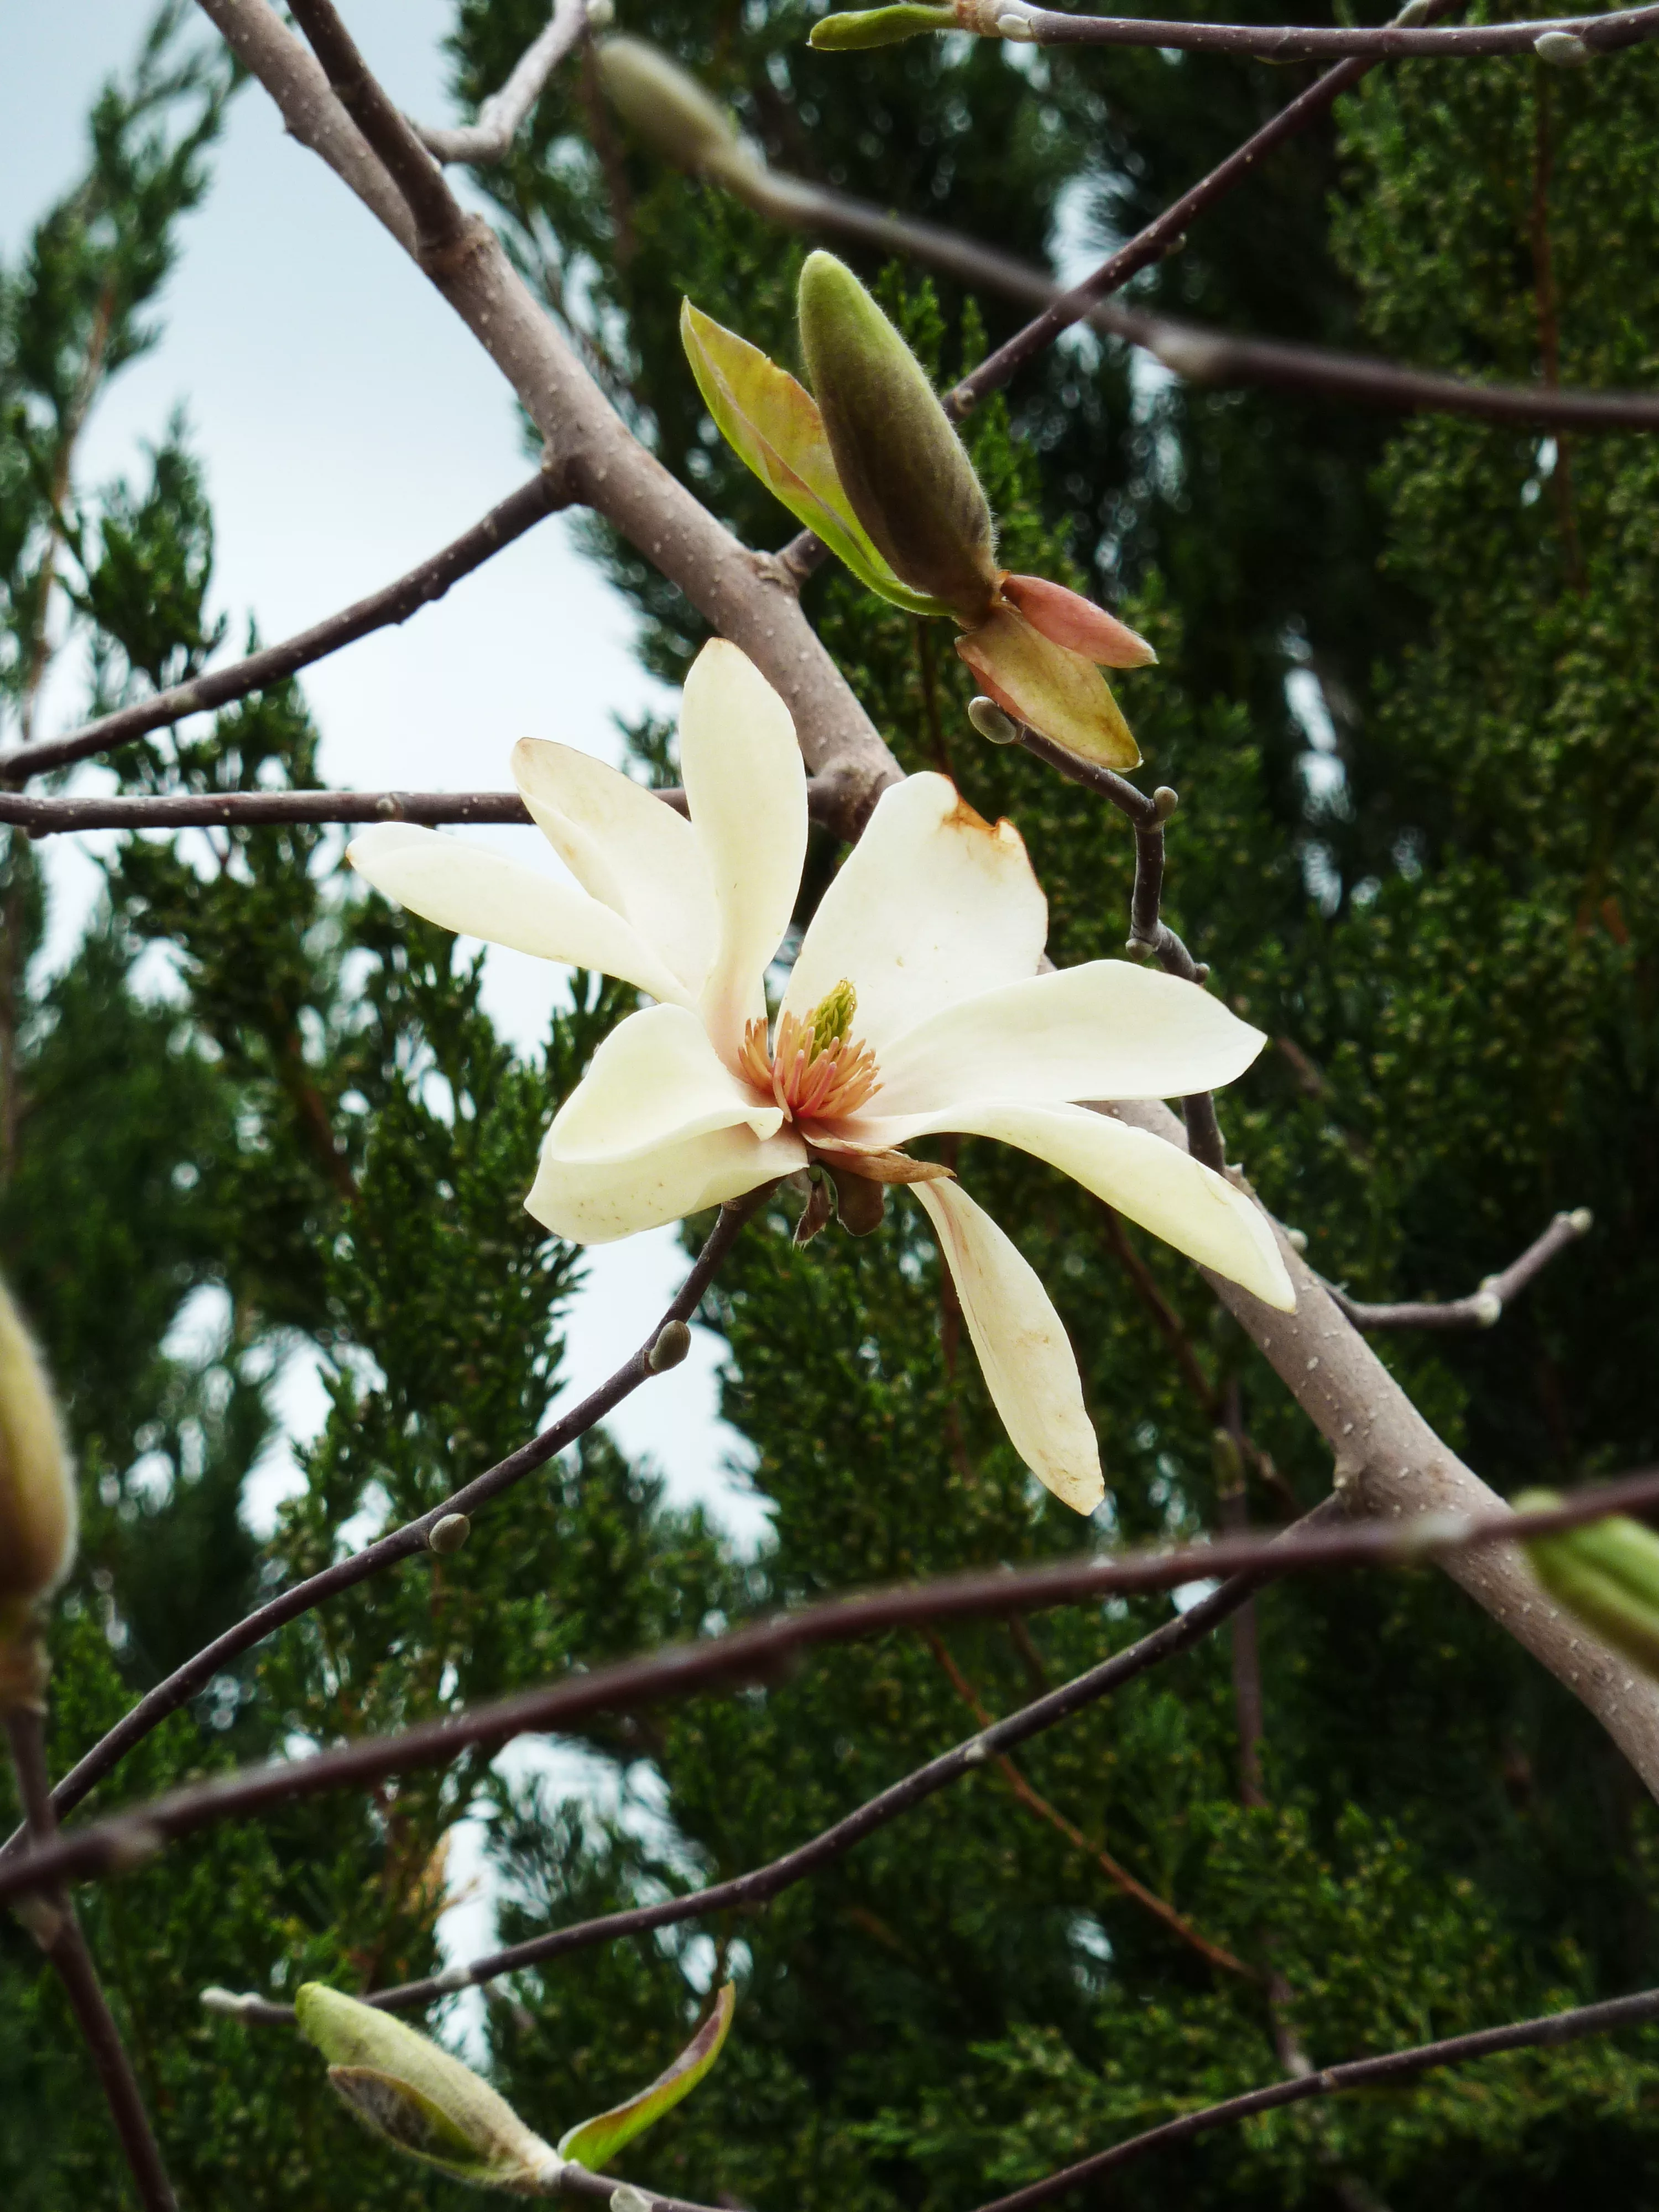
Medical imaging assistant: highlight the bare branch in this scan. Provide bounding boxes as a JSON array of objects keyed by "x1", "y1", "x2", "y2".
[
  {"x1": 1, "y1": 471, "x2": 565, "y2": 787},
  {"x1": 1326, "y1": 1208, "x2": 1593, "y2": 1331},
  {"x1": 9, "y1": 1476, "x2": 1659, "y2": 1910},
  {"x1": 0, "y1": 1194, "x2": 763, "y2": 1860},
  {"x1": 966, "y1": 0, "x2": 1659, "y2": 62},
  {"x1": 416, "y1": 0, "x2": 588, "y2": 166},
  {"x1": 968, "y1": 1979, "x2": 1659, "y2": 2212},
  {"x1": 4, "y1": 1705, "x2": 178, "y2": 2212}
]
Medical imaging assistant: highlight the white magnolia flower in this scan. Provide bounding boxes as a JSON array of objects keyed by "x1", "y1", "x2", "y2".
[{"x1": 349, "y1": 640, "x2": 1292, "y2": 1515}]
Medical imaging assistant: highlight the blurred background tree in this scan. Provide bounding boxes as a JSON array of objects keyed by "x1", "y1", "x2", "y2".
[{"x1": 3, "y1": 4, "x2": 1657, "y2": 2208}]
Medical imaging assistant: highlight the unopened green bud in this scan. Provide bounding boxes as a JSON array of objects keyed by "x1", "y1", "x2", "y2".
[
  {"x1": 1517, "y1": 1489, "x2": 1659, "y2": 1678},
  {"x1": 798, "y1": 251, "x2": 999, "y2": 621},
  {"x1": 810, "y1": 4, "x2": 957, "y2": 48},
  {"x1": 296, "y1": 1984, "x2": 562, "y2": 2192},
  {"x1": 0, "y1": 1275, "x2": 76, "y2": 1658},
  {"x1": 1535, "y1": 29, "x2": 1593, "y2": 64},
  {"x1": 594, "y1": 38, "x2": 753, "y2": 181},
  {"x1": 427, "y1": 1512, "x2": 471, "y2": 1555},
  {"x1": 647, "y1": 1319, "x2": 692, "y2": 1373}
]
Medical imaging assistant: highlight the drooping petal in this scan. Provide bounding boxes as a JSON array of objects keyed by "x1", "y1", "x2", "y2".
[
  {"x1": 781, "y1": 773, "x2": 1047, "y2": 1054},
  {"x1": 870, "y1": 963, "x2": 1267, "y2": 1119},
  {"x1": 999, "y1": 575, "x2": 1157, "y2": 668},
  {"x1": 512, "y1": 738, "x2": 717, "y2": 997},
  {"x1": 883, "y1": 1104, "x2": 1294, "y2": 1310},
  {"x1": 529, "y1": 1003, "x2": 804, "y2": 1242},
  {"x1": 680, "y1": 640, "x2": 808, "y2": 1061},
  {"x1": 957, "y1": 606, "x2": 1141, "y2": 771},
  {"x1": 349, "y1": 823, "x2": 692, "y2": 1006},
  {"x1": 912, "y1": 1178, "x2": 1103, "y2": 1515}
]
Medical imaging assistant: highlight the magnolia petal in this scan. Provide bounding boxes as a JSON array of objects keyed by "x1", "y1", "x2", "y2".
[
  {"x1": 905, "y1": 1104, "x2": 1294, "y2": 1311},
  {"x1": 528, "y1": 1119, "x2": 806, "y2": 1243},
  {"x1": 680, "y1": 641, "x2": 808, "y2": 1061},
  {"x1": 781, "y1": 772, "x2": 1047, "y2": 1053},
  {"x1": 912, "y1": 1178, "x2": 1104, "y2": 1515},
  {"x1": 545, "y1": 1004, "x2": 784, "y2": 1164},
  {"x1": 957, "y1": 606, "x2": 1141, "y2": 771},
  {"x1": 348, "y1": 823, "x2": 691, "y2": 1006},
  {"x1": 871, "y1": 962, "x2": 1267, "y2": 1118},
  {"x1": 512, "y1": 739, "x2": 717, "y2": 997},
  {"x1": 999, "y1": 575, "x2": 1157, "y2": 668},
  {"x1": 807, "y1": 1137, "x2": 953, "y2": 1185}
]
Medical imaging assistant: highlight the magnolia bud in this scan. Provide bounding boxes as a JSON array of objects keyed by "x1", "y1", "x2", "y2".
[
  {"x1": 1535, "y1": 29, "x2": 1592, "y2": 64},
  {"x1": 594, "y1": 38, "x2": 753, "y2": 181},
  {"x1": 296, "y1": 1984, "x2": 563, "y2": 2191},
  {"x1": 967, "y1": 696, "x2": 1020, "y2": 745},
  {"x1": 427, "y1": 1512, "x2": 471, "y2": 1556},
  {"x1": 647, "y1": 1319, "x2": 692, "y2": 1373},
  {"x1": 797, "y1": 251, "x2": 999, "y2": 622},
  {"x1": 810, "y1": 4, "x2": 956, "y2": 46},
  {"x1": 0, "y1": 1275, "x2": 76, "y2": 1656},
  {"x1": 1517, "y1": 1490, "x2": 1659, "y2": 1678}
]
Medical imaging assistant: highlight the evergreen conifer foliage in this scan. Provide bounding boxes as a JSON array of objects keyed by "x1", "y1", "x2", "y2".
[{"x1": 6, "y1": 4, "x2": 1659, "y2": 2210}]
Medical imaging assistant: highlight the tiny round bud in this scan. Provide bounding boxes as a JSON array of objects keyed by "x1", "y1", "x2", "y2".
[
  {"x1": 428, "y1": 1512, "x2": 471, "y2": 1556},
  {"x1": 1151, "y1": 785, "x2": 1180, "y2": 822},
  {"x1": 1471, "y1": 1289, "x2": 1503, "y2": 1328},
  {"x1": 648, "y1": 1319, "x2": 693, "y2": 1373},
  {"x1": 0, "y1": 1273, "x2": 76, "y2": 1652},
  {"x1": 585, "y1": 0, "x2": 615, "y2": 24},
  {"x1": 996, "y1": 6, "x2": 1039, "y2": 39},
  {"x1": 1124, "y1": 937, "x2": 1156, "y2": 963},
  {"x1": 1567, "y1": 1206, "x2": 1593, "y2": 1235},
  {"x1": 1286, "y1": 1228, "x2": 1308, "y2": 1254},
  {"x1": 967, "y1": 695, "x2": 1020, "y2": 745},
  {"x1": 1192, "y1": 963, "x2": 1211, "y2": 984},
  {"x1": 1535, "y1": 29, "x2": 1592, "y2": 64}
]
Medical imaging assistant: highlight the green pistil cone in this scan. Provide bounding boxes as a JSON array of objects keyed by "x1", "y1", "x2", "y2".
[
  {"x1": 797, "y1": 250, "x2": 998, "y2": 620},
  {"x1": 809, "y1": 979, "x2": 858, "y2": 1052},
  {"x1": 811, "y1": 5, "x2": 958, "y2": 48}
]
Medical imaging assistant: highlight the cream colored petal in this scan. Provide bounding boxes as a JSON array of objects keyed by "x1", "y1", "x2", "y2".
[
  {"x1": 679, "y1": 640, "x2": 807, "y2": 1061},
  {"x1": 349, "y1": 824, "x2": 692, "y2": 1007},
  {"x1": 545, "y1": 1004, "x2": 784, "y2": 1161},
  {"x1": 872, "y1": 962, "x2": 1266, "y2": 1118},
  {"x1": 528, "y1": 1120, "x2": 806, "y2": 1244},
  {"x1": 874, "y1": 1103, "x2": 1293, "y2": 1310},
  {"x1": 781, "y1": 773, "x2": 1047, "y2": 1054},
  {"x1": 512, "y1": 739, "x2": 717, "y2": 997},
  {"x1": 912, "y1": 1178, "x2": 1103, "y2": 1515}
]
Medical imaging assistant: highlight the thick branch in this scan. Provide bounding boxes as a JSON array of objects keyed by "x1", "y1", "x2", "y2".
[
  {"x1": 416, "y1": 0, "x2": 587, "y2": 165},
  {"x1": 1327, "y1": 1207, "x2": 1592, "y2": 1331},
  {"x1": 970, "y1": 1981, "x2": 1659, "y2": 2212},
  {"x1": 1, "y1": 470, "x2": 565, "y2": 787},
  {"x1": 10, "y1": 1478, "x2": 1659, "y2": 1907},
  {"x1": 971, "y1": 0, "x2": 1659, "y2": 61}
]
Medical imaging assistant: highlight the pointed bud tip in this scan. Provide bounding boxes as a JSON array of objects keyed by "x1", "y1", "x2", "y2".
[{"x1": 811, "y1": 4, "x2": 957, "y2": 48}]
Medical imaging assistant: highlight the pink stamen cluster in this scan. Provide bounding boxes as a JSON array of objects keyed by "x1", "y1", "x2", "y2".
[{"x1": 738, "y1": 1008, "x2": 881, "y2": 1124}]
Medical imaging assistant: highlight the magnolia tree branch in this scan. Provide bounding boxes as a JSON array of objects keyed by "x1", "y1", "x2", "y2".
[
  {"x1": 0, "y1": 470, "x2": 565, "y2": 787},
  {"x1": 210, "y1": 1520, "x2": 1315, "y2": 2026},
  {"x1": 1327, "y1": 1207, "x2": 1593, "y2": 1331},
  {"x1": 971, "y1": 0, "x2": 1659, "y2": 62},
  {"x1": 0, "y1": 1197, "x2": 761, "y2": 1862},
  {"x1": 194, "y1": 0, "x2": 900, "y2": 839},
  {"x1": 4, "y1": 1707, "x2": 179, "y2": 2212},
  {"x1": 969, "y1": 1981, "x2": 1659, "y2": 2212},
  {"x1": 9, "y1": 1477, "x2": 1659, "y2": 1910},
  {"x1": 415, "y1": 0, "x2": 589, "y2": 165}
]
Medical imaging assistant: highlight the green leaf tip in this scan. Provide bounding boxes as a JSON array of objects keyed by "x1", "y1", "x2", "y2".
[
  {"x1": 810, "y1": 4, "x2": 958, "y2": 49},
  {"x1": 557, "y1": 1981, "x2": 737, "y2": 2170},
  {"x1": 1518, "y1": 1491, "x2": 1659, "y2": 1678},
  {"x1": 296, "y1": 1984, "x2": 562, "y2": 2193}
]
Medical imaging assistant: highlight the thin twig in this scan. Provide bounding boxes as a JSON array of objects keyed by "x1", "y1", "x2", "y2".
[
  {"x1": 962, "y1": 0, "x2": 1659, "y2": 61},
  {"x1": 0, "y1": 1194, "x2": 763, "y2": 1860},
  {"x1": 921, "y1": 1629, "x2": 1258, "y2": 1978},
  {"x1": 416, "y1": 0, "x2": 587, "y2": 165},
  {"x1": 1326, "y1": 1209, "x2": 1592, "y2": 1331},
  {"x1": 967, "y1": 1980, "x2": 1659, "y2": 2212},
  {"x1": 4, "y1": 1704, "x2": 178, "y2": 2212},
  {"x1": 0, "y1": 469, "x2": 565, "y2": 787},
  {"x1": 211, "y1": 1522, "x2": 1309, "y2": 2025},
  {"x1": 286, "y1": 0, "x2": 467, "y2": 252},
  {"x1": 11, "y1": 1474, "x2": 1659, "y2": 1910}
]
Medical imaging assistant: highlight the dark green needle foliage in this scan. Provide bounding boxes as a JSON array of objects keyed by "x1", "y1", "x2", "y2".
[{"x1": 7, "y1": 6, "x2": 1659, "y2": 2211}]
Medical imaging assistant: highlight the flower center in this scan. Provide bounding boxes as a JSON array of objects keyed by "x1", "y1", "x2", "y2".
[{"x1": 738, "y1": 978, "x2": 881, "y2": 1124}]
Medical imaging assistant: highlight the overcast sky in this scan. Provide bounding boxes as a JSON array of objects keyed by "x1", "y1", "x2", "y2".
[{"x1": 2, "y1": 2, "x2": 764, "y2": 1548}]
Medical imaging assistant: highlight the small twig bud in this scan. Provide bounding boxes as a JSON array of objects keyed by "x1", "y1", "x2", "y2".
[
  {"x1": 1286, "y1": 1228, "x2": 1308, "y2": 1254},
  {"x1": 1151, "y1": 785, "x2": 1180, "y2": 822},
  {"x1": 1566, "y1": 1206, "x2": 1593, "y2": 1235},
  {"x1": 1124, "y1": 937, "x2": 1157, "y2": 963},
  {"x1": 967, "y1": 695, "x2": 1020, "y2": 744},
  {"x1": 995, "y1": 4, "x2": 1040, "y2": 39},
  {"x1": 1470, "y1": 1289, "x2": 1504, "y2": 1328},
  {"x1": 1192, "y1": 963, "x2": 1212, "y2": 984},
  {"x1": 611, "y1": 2189, "x2": 655, "y2": 2212},
  {"x1": 585, "y1": 0, "x2": 615, "y2": 25},
  {"x1": 1535, "y1": 29, "x2": 1593, "y2": 64},
  {"x1": 648, "y1": 1319, "x2": 693, "y2": 1373},
  {"x1": 427, "y1": 1513, "x2": 471, "y2": 1556}
]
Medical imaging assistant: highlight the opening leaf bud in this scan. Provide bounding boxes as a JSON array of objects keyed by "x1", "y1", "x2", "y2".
[
  {"x1": 810, "y1": 4, "x2": 957, "y2": 46},
  {"x1": 0, "y1": 1275, "x2": 76, "y2": 1652},
  {"x1": 595, "y1": 38, "x2": 752, "y2": 181},
  {"x1": 798, "y1": 251, "x2": 999, "y2": 620},
  {"x1": 1517, "y1": 1490, "x2": 1659, "y2": 1678},
  {"x1": 648, "y1": 1319, "x2": 692, "y2": 1373},
  {"x1": 296, "y1": 1983, "x2": 562, "y2": 2191},
  {"x1": 559, "y1": 1983, "x2": 735, "y2": 2168}
]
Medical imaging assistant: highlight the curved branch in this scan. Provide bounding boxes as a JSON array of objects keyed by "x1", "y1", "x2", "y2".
[
  {"x1": 964, "y1": 0, "x2": 1659, "y2": 62},
  {"x1": 415, "y1": 0, "x2": 588, "y2": 166},
  {"x1": 1327, "y1": 1208, "x2": 1593, "y2": 1331}
]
